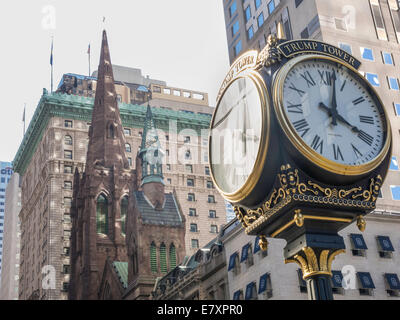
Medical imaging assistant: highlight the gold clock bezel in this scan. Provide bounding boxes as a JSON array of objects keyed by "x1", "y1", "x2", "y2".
[
  {"x1": 272, "y1": 54, "x2": 392, "y2": 176},
  {"x1": 209, "y1": 69, "x2": 270, "y2": 203}
]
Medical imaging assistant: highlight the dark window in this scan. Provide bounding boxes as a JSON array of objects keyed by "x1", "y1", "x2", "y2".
[
  {"x1": 191, "y1": 239, "x2": 199, "y2": 248},
  {"x1": 125, "y1": 143, "x2": 131, "y2": 153},
  {"x1": 209, "y1": 210, "x2": 216, "y2": 218},
  {"x1": 187, "y1": 179, "x2": 195, "y2": 187},
  {"x1": 64, "y1": 181, "x2": 72, "y2": 190},
  {"x1": 124, "y1": 128, "x2": 131, "y2": 136},
  {"x1": 188, "y1": 193, "x2": 195, "y2": 201},
  {"x1": 63, "y1": 265, "x2": 70, "y2": 274},
  {"x1": 205, "y1": 166, "x2": 210, "y2": 175},
  {"x1": 207, "y1": 181, "x2": 214, "y2": 189},
  {"x1": 190, "y1": 223, "x2": 198, "y2": 232},
  {"x1": 208, "y1": 195, "x2": 215, "y2": 203},
  {"x1": 64, "y1": 120, "x2": 73, "y2": 128},
  {"x1": 371, "y1": 3, "x2": 385, "y2": 29},
  {"x1": 64, "y1": 166, "x2": 73, "y2": 174},
  {"x1": 120, "y1": 196, "x2": 128, "y2": 236},
  {"x1": 189, "y1": 208, "x2": 197, "y2": 216}
]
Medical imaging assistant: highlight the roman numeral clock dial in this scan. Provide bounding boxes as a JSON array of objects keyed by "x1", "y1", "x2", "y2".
[{"x1": 273, "y1": 55, "x2": 390, "y2": 178}]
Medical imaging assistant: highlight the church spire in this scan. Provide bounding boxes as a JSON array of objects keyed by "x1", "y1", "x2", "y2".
[
  {"x1": 138, "y1": 105, "x2": 164, "y2": 186},
  {"x1": 86, "y1": 30, "x2": 129, "y2": 169}
]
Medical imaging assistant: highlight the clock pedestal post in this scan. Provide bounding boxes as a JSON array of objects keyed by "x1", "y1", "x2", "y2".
[{"x1": 283, "y1": 233, "x2": 346, "y2": 300}]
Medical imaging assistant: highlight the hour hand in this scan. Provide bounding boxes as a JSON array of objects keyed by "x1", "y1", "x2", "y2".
[
  {"x1": 335, "y1": 114, "x2": 360, "y2": 133},
  {"x1": 319, "y1": 102, "x2": 339, "y2": 126}
]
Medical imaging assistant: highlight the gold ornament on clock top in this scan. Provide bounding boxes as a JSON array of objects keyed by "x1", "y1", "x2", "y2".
[{"x1": 272, "y1": 54, "x2": 392, "y2": 177}]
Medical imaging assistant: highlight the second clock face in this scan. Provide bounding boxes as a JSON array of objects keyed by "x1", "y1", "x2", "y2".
[{"x1": 279, "y1": 57, "x2": 387, "y2": 168}]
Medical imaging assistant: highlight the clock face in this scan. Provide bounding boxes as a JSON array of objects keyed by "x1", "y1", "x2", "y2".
[
  {"x1": 210, "y1": 76, "x2": 264, "y2": 195},
  {"x1": 275, "y1": 55, "x2": 389, "y2": 174}
]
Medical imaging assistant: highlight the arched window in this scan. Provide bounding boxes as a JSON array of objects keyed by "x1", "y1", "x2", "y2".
[
  {"x1": 120, "y1": 196, "x2": 128, "y2": 236},
  {"x1": 109, "y1": 125, "x2": 115, "y2": 139},
  {"x1": 96, "y1": 194, "x2": 108, "y2": 235},
  {"x1": 160, "y1": 243, "x2": 167, "y2": 273},
  {"x1": 169, "y1": 244, "x2": 177, "y2": 270},
  {"x1": 150, "y1": 242, "x2": 157, "y2": 273},
  {"x1": 64, "y1": 135, "x2": 73, "y2": 145},
  {"x1": 125, "y1": 143, "x2": 131, "y2": 153}
]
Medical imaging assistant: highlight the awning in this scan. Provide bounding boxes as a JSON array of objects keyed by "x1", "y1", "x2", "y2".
[
  {"x1": 357, "y1": 272, "x2": 375, "y2": 289},
  {"x1": 240, "y1": 244, "x2": 250, "y2": 262},
  {"x1": 228, "y1": 252, "x2": 238, "y2": 271},
  {"x1": 331, "y1": 271, "x2": 343, "y2": 288},
  {"x1": 233, "y1": 290, "x2": 242, "y2": 300},
  {"x1": 254, "y1": 236, "x2": 261, "y2": 254},
  {"x1": 385, "y1": 273, "x2": 400, "y2": 290},
  {"x1": 258, "y1": 273, "x2": 270, "y2": 294},
  {"x1": 377, "y1": 236, "x2": 395, "y2": 252},
  {"x1": 245, "y1": 282, "x2": 256, "y2": 300},
  {"x1": 350, "y1": 233, "x2": 368, "y2": 250}
]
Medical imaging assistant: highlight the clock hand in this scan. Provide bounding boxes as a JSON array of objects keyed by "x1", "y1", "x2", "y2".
[
  {"x1": 334, "y1": 113, "x2": 360, "y2": 133},
  {"x1": 330, "y1": 70, "x2": 338, "y2": 126},
  {"x1": 318, "y1": 102, "x2": 333, "y2": 117}
]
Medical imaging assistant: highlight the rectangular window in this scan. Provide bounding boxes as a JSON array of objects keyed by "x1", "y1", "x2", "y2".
[
  {"x1": 128, "y1": 157, "x2": 132, "y2": 166},
  {"x1": 205, "y1": 166, "x2": 210, "y2": 175},
  {"x1": 365, "y1": 73, "x2": 380, "y2": 87},
  {"x1": 245, "y1": 6, "x2": 252, "y2": 22},
  {"x1": 229, "y1": 1, "x2": 237, "y2": 18},
  {"x1": 388, "y1": 77, "x2": 399, "y2": 90},
  {"x1": 247, "y1": 25, "x2": 254, "y2": 40},
  {"x1": 232, "y1": 20, "x2": 240, "y2": 37},
  {"x1": 210, "y1": 225, "x2": 218, "y2": 233},
  {"x1": 187, "y1": 179, "x2": 195, "y2": 187},
  {"x1": 207, "y1": 181, "x2": 214, "y2": 189},
  {"x1": 188, "y1": 193, "x2": 195, "y2": 201},
  {"x1": 63, "y1": 265, "x2": 70, "y2": 274},
  {"x1": 268, "y1": 0, "x2": 275, "y2": 14},
  {"x1": 339, "y1": 43, "x2": 352, "y2": 54},
  {"x1": 64, "y1": 197, "x2": 72, "y2": 208},
  {"x1": 64, "y1": 181, "x2": 72, "y2": 190},
  {"x1": 300, "y1": 27, "x2": 309, "y2": 39},
  {"x1": 190, "y1": 223, "x2": 198, "y2": 232},
  {"x1": 209, "y1": 210, "x2": 217, "y2": 218},
  {"x1": 360, "y1": 47, "x2": 374, "y2": 61},
  {"x1": 191, "y1": 239, "x2": 199, "y2": 248},
  {"x1": 189, "y1": 208, "x2": 197, "y2": 217},
  {"x1": 64, "y1": 120, "x2": 73, "y2": 128},
  {"x1": 208, "y1": 195, "x2": 215, "y2": 203},
  {"x1": 370, "y1": 0, "x2": 387, "y2": 40},
  {"x1": 234, "y1": 40, "x2": 242, "y2": 57},
  {"x1": 64, "y1": 166, "x2": 73, "y2": 174},
  {"x1": 390, "y1": 185, "x2": 400, "y2": 200},
  {"x1": 166, "y1": 164, "x2": 171, "y2": 171},
  {"x1": 167, "y1": 178, "x2": 172, "y2": 184},
  {"x1": 390, "y1": 156, "x2": 399, "y2": 171},
  {"x1": 382, "y1": 52, "x2": 394, "y2": 65},
  {"x1": 184, "y1": 136, "x2": 191, "y2": 144},
  {"x1": 255, "y1": 0, "x2": 262, "y2": 10},
  {"x1": 64, "y1": 150, "x2": 73, "y2": 160},
  {"x1": 124, "y1": 128, "x2": 131, "y2": 136},
  {"x1": 257, "y1": 12, "x2": 264, "y2": 28},
  {"x1": 185, "y1": 164, "x2": 193, "y2": 173}
]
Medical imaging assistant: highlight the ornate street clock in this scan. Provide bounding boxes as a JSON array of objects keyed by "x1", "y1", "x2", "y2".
[
  {"x1": 209, "y1": 32, "x2": 392, "y2": 300},
  {"x1": 209, "y1": 52, "x2": 280, "y2": 206},
  {"x1": 273, "y1": 54, "x2": 391, "y2": 184}
]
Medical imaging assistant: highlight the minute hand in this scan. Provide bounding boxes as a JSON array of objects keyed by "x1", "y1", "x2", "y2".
[{"x1": 335, "y1": 113, "x2": 360, "y2": 133}]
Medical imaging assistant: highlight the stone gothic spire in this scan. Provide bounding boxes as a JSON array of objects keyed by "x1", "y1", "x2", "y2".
[
  {"x1": 86, "y1": 30, "x2": 129, "y2": 169},
  {"x1": 138, "y1": 105, "x2": 164, "y2": 186}
]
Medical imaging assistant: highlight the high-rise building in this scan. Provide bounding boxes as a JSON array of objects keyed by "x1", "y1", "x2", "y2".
[
  {"x1": 0, "y1": 173, "x2": 21, "y2": 300},
  {"x1": 0, "y1": 162, "x2": 13, "y2": 282},
  {"x1": 222, "y1": 0, "x2": 400, "y2": 222},
  {"x1": 13, "y1": 44, "x2": 226, "y2": 301}
]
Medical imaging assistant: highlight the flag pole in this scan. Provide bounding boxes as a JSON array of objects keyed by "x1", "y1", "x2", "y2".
[
  {"x1": 23, "y1": 103, "x2": 26, "y2": 137},
  {"x1": 50, "y1": 36, "x2": 54, "y2": 93},
  {"x1": 88, "y1": 43, "x2": 91, "y2": 76}
]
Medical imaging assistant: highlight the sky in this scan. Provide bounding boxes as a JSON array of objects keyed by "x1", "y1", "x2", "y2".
[{"x1": 0, "y1": 0, "x2": 230, "y2": 163}]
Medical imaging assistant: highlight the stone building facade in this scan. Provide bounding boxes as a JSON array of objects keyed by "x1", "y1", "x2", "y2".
[{"x1": 0, "y1": 173, "x2": 21, "y2": 300}]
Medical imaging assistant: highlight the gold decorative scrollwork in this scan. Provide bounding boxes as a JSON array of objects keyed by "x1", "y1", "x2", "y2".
[
  {"x1": 357, "y1": 215, "x2": 366, "y2": 232},
  {"x1": 234, "y1": 164, "x2": 381, "y2": 234},
  {"x1": 285, "y1": 247, "x2": 345, "y2": 279}
]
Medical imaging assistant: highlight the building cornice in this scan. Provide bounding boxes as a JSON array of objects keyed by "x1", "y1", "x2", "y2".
[{"x1": 13, "y1": 91, "x2": 212, "y2": 175}]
